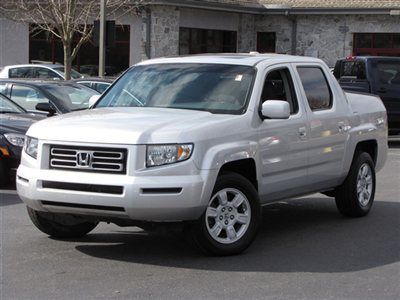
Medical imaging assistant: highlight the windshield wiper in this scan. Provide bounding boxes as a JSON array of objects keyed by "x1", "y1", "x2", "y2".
[
  {"x1": 123, "y1": 89, "x2": 144, "y2": 106},
  {"x1": 0, "y1": 110, "x2": 20, "y2": 114}
]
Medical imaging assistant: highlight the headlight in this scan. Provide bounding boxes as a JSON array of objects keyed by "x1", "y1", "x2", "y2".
[
  {"x1": 146, "y1": 144, "x2": 193, "y2": 167},
  {"x1": 4, "y1": 133, "x2": 25, "y2": 147},
  {"x1": 24, "y1": 136, "x2": 38, "y2": 159}
]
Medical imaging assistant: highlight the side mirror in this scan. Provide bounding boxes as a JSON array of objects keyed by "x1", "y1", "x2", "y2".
[
  {"x1": 88, "y1": 95, "x2": 101, "y2": 107},
  {"x1": 35, "y1": 102, "x2": 56, "y2": 117},
  {"x1": 261, "y1": 100, "x2": 290, "y2": 119}
]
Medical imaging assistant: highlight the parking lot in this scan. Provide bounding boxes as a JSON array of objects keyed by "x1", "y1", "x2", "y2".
[{"x1": 1, "y1": 143, "x2": 399, "y2": 299}]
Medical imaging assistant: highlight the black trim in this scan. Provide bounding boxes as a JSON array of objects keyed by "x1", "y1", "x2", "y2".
[
  {"x1": 42, "y1": 181, "x2": 124, "y2": 195},
  {"x1": 141, "y1": 188, "x2": 182, "y2": 194},
  {"x1": 41, "y1": 200, "x2": 125, "y2": 212}
]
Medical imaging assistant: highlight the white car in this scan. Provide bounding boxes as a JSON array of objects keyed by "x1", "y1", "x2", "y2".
[
  {"x1": 17, "y1": 54, "x2": 388, "y2": 255},
  {"x1": 0, "y1": 64, "x2": 83, "y2": 80}
]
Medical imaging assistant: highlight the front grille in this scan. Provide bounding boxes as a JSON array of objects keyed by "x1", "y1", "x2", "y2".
[{"x1": 49, "y1": 145, "x2": 127, "y2": 174}]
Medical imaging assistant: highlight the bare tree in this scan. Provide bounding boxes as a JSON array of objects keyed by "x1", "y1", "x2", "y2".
[{"x1": 0, "y1": 0, "x2": 148, "y2": 79}]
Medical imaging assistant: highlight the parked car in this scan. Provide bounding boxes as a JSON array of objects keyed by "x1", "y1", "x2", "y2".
[
  {"x1": 74, "y1": 78, "x2": 113, "y2": 93},
  {"x1": 0, "y1": 64, "x2": 84, "y2": 80},
  {"x1": 333, "y1": 56, "x2": 400, "y2": 135},
  {"x1": 78, "y1": 65, "x2": 117, "y2": 77},
  {"x1": 0, "y1": 93, "x2": 43, "y2": 186},
  {"x1": 17, "y1": 54, "x2": 387, "y2": 255},
  {"x1": 0, "y1": 80, "x2": 99, "y2": 115}
]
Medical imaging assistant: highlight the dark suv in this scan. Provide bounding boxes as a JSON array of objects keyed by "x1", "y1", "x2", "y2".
[{"x1": 333, "y1": 56, "x2": 400, "y2": 135}]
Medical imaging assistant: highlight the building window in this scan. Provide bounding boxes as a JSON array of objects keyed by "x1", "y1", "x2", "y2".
[
  {"x1": 353, "y1": 33, "x2": 400, "y2": 57},
  {"x1": 257, "y1": 32, "x2": 276, "y2": 53},
  {"x1": 29, "y1": 25, "x2": 130, "y2": 76},
  {"x1": 179, "y1": 27, "x2": 237, "y2": 54}
]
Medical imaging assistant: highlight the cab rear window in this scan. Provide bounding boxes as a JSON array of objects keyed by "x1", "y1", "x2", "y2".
[{"x1": 334, "y1": 60, "x2": 366, "y2": 80}]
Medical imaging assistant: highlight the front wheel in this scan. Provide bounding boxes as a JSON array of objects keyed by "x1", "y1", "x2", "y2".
[
  {"x1": 27, "y1": 207, "x2": 98, "y2": 238},
  {"x1": 189, "y1": 172, "x2": 261, "y2": 256},
  {"x1": 335, "y1": 152, "x2": 376, "y2": 217}
]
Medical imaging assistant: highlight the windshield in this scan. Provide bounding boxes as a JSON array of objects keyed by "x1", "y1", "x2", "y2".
[
  {"x1": 53, "y1": 67, "x2": 84, "y2": 79},
  {"x1": 45, "y1": 84, "x2": 99, "y2": 111},
  {"x1": 0, "y1": 93, "x2": 26, "y2": 114},
  {"x1": 96, "y1": 63, "x2": 255, "y2": 114}
]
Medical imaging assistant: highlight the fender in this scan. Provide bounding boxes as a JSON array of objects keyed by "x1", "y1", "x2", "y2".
[
  {"x1": 198, "y1": 140, "x2": 258, "y2": 171},
  {"x1": 196, "y1": 141, "x2": 259, "y2": 207},
  {"x1": 340, "y1": 122, "x2": 380, "y2": 179}
]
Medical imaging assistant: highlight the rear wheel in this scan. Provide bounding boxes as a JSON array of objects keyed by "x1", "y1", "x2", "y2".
[
  {"x1": 335, "y1": 152, "x2": 376, "y2": 217},
  {"x1": 189, "y1": 172, "x2": 261, "y2": 256},
  {"x1": 27, "y1": 206, "x2": 98, "y2": 238}
]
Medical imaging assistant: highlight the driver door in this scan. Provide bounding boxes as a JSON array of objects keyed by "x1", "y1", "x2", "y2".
[{"x1": 257, "y1": 64, "x2": 310, "y2": 202}]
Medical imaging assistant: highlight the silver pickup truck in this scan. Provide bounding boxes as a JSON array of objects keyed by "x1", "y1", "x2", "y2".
[{"x1": 17, "y1": 54, "x2": 388, "y2": 256}]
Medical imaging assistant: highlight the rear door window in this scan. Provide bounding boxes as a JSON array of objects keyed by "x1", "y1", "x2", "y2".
[{"x1": 297, "y1": 67, "x2": 332, "y2": 111}]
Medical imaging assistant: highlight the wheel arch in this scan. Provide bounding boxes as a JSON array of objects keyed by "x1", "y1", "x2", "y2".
[
  {"x1": 353, "y1": 139, "x2": 378, "y2": 165},
  {"x1": 218, "y1": 158, "x2": 258, "y2": 191}
]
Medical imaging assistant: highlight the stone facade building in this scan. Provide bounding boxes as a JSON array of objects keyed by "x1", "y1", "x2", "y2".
[{"x1": 1, "y1": 0, "x2": 400, "y2": 74}]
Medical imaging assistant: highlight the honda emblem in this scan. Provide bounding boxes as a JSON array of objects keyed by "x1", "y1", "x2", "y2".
[{"x1": 77, "y1": 151, "x2": 92, "y2": 167}]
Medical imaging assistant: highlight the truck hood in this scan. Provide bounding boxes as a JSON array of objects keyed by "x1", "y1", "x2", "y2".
[{"x1": 27, "y1": 107, "x2": 233, "y2": 144}]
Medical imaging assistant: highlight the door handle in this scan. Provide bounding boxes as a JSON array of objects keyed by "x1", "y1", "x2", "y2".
[
  {"x1": 338, "y1": 122, "x2": 351, "y2": 133},
  {"x1": 378, "y1": 88, "x2": 387, "y2": 93},
  {"x1": 298, "y1": 127, "x2": 307, "y2": 139}
]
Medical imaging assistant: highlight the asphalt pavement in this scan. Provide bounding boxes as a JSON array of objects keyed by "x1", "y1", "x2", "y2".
[{"x1": 1, "y1": 143, "x2": 399, "y2": 299}]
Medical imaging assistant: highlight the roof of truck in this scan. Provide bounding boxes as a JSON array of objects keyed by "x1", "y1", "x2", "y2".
[{"x1": 137, "y1": 53, "x2": 324, "y2": 67}]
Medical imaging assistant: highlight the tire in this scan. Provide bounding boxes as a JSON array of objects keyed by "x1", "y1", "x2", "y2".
[
  {"x1": 189, "y1": 172, "x2": 261, "y2": 256},
  {"x1": 335, "y1": 152, "x2": 376, "y2": 217},
  {"x1": 0, "y1": 160, "x2": 9, "y2": 188},
  {"x1": 27, "y1": 206, "x2": 98, "y2": 238}
]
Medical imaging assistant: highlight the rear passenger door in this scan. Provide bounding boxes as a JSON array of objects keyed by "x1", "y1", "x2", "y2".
[
  {"x1": 257, "y1": 64, "x2": 310, "y2": 201},
  {"x1": 295, "y1": 64, "x2": 350, "y2": 191}
]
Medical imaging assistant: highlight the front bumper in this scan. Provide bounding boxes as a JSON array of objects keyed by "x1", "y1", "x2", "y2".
[{"x1": 17, "y1": 164, "x2": 217, "y2": 222}]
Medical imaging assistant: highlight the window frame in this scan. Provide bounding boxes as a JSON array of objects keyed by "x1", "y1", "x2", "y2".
[{"x1": 296, "y1": 66, "x2": 333, "y2": 112}]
